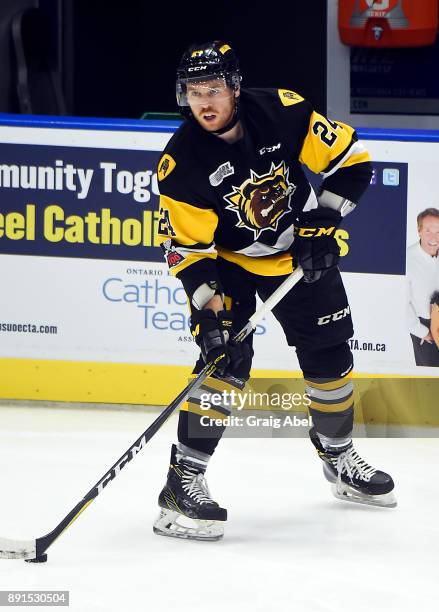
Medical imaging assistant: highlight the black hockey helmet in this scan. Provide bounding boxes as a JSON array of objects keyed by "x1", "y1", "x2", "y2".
[{"x1": 176, "y1": 41, "x2": 241, "y2": 122}]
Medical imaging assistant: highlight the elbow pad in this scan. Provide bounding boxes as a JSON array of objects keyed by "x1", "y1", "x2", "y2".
[
  {"x1": 318, "y1": 190, "x2": 356, "y2": 218},
  {"x1": 192, "y1": 281, "x2": 224, "y2": 310}
]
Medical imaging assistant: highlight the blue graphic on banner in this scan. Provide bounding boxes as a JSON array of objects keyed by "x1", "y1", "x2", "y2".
[
  {"x1": 0, "y1": 142, "x2": 162, "y2": 262},
  {"x1": 306, "y1": 161, "x2": 408, "y2": 275}
]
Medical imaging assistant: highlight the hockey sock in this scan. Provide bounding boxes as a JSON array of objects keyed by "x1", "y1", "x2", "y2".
[
  {"x1": 305, "y1": 374, "x2": 354, "y2": 438},
  {"x1": 316, "y1": 432, "x2": 352, "y2": 451},
  {"x1": 176, "y1": 442, "x2": 211, "y2": 470},
  {"x1": 177, "y1": 375, "x2": 234, "y2": 456}
]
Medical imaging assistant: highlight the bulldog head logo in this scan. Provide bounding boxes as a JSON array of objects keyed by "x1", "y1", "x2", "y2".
[{"x1": 224, "y1": 161, "x2": 296, "y2": 238}]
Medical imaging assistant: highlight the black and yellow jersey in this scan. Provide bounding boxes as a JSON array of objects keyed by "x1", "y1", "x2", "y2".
[{"x1": 156, "y1": 88, "x2": 372, "y2": 294}]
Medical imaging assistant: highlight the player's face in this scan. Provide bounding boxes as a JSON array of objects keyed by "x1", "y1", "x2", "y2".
[
  {"x1": 186, "y1": 78, "x2": 237, "y2": 132},
  {"x1": 418, "y1": 215, "x2": 439, "y2": 256}
]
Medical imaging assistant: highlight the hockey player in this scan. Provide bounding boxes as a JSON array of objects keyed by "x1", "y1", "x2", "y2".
[{"x1": 153, "y1": 41, "x2": 396, "y2": 541}]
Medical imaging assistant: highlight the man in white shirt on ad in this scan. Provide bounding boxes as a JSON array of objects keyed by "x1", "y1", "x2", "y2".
[{"x1": 407, "y1": 208, "x2": 439, "y2": 366}]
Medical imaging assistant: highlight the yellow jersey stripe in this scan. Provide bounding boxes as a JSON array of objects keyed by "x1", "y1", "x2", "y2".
[
  {"x1": 217, "y1": 248, "x2": 294, "y2": 276},
  {"x1": 169, "y1": 250, "x2": 217, "y2": 276},
  {"x1": 158, "y1": 195, "x2": 218, "y2": 246},
  {"x1": 341, "y1": 150, "x2": 371, "y2": 169}
]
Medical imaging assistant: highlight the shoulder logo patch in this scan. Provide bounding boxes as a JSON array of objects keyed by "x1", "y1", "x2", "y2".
[
  {"x1": 278, "y1": 89, "x2": 304, "y2": 107},
  {"x1": 158, "y1": 154, "x2": 176, "y2": 181},
  {"x1": 219, "y1": 44, "x2": 232, "y2": 54},
  {"x1": 161, "y1": 239, "x2": 185, "y2": 269},
  {"x1": 209, "y1": 161, "x2": 234, "y2": 186}
]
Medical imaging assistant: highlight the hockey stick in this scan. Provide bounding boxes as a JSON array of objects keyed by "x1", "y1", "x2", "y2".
[{"x1": 0, "y1": 266, "x2": 304, "y2": 562}]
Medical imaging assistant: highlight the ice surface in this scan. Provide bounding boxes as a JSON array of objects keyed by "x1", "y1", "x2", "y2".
[{"x1": 0, "y1": 403, "x2": 437, "y2": 612}]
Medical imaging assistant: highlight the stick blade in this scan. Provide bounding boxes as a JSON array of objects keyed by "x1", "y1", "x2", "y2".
[{"x1": 0, "y1": 537, "x2": 36, "y2": 560}]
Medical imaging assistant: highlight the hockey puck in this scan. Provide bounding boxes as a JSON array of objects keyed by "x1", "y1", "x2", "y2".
[{"x1": 25, "y1": 554, "x2": 48, "y2": 563}]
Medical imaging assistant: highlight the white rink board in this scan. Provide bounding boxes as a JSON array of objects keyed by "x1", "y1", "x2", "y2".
[
  {"x1": 0, "y1": 255, "x2": 422, "y2": 374},
  {"x1": 0, "y1": 124, "x2": 438, "y2": 375}
]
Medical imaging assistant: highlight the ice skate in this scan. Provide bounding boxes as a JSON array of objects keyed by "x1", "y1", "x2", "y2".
[
  {"x1": 310, "y1": 428, "x2": 397, "y2": 508},
  {"x1": 153, "y1": 444, "x2": 226, "y2": 541}
]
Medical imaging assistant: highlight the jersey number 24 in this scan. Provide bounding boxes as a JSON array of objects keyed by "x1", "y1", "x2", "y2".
[{"x1": 312, "y1": 119, "x2": 340, "y2": 148}]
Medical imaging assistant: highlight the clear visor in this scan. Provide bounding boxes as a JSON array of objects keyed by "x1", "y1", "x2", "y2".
[{"x1": 176, "y1": 73, "x2": 239, "y2": 107}]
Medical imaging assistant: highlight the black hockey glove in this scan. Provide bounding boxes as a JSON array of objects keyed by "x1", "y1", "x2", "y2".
[
  {"x1": 216, "y1": 311, "x2": 253, "y2": 382},
  {"x1": 292, "y1": 208, "x2": 342, "y2": 283},
  {"x1": 190, "y1": 310, "x2": 249, "y2": 378}
]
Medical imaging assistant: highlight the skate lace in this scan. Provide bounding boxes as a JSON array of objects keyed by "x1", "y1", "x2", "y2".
[
  {"x1": 335, "y1": 446, "x2": 377, "y2": 484},
  {"x1": 181, "y1": 467, "x2": 215, "y2": 505}
]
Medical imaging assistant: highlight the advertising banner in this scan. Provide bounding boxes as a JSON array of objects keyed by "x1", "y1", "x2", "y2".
[{"x1": 1, "y1": 119, "x2": 438, "y2": 401}]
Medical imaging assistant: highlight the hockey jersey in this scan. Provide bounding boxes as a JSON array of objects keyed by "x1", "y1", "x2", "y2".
[{"x1": 156, "y1": 88, "x2": 371, "y2": 294}]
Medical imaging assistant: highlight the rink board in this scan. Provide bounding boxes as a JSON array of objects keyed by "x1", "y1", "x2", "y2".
[{"x1": 0, "y1": 114, "x2": 438, "y2": 419}]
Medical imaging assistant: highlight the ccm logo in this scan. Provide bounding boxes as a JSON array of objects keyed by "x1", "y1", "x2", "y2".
[
  {"x1": 259, "y1": 143, "x2": 281, "y2": 155},
  {"x1": 317, "y1": 306, "x2": 350, "y2": 326},
  {"x1": 296, "y1": 226, "x2": 336, "y2": 238}
]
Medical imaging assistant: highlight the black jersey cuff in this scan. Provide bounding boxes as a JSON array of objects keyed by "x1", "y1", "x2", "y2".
[
  {"x1": 320, "y1": 161, "x2": 373, "y2": 203},
  {"x1": 176, "y1": 258, "x2": 222, "y2": 304}
]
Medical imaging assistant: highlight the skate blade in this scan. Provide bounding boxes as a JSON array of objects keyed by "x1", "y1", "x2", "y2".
[
  {"x1": 331, "y1": 484, "x2": 397, "y2": 508},
  {"x1": 153, "y1": 509, "x2": 224, "y2": 541}
]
